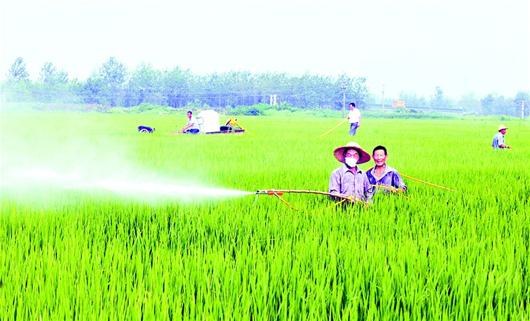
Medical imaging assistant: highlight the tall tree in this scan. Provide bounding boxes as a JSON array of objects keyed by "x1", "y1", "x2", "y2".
[
  {"x1": 99, "y1": 57, "x2": 127, "y2": 106},
  {"x1": 126, "y1": 63, "x2": 162, "y2": 106},
  {"x1": 513, "y1": 91, "x2": 529, "y2": 117},
  {"x1": 39, "y1": 62, "x2": 68, "y2": 85},
  {"x1": 456, "y1": 93, "x2": 481, "y2": 113},
  {"x1": 430, "y1": 86, "x2": 448, "y2": 108},
  {"x1": 161, "y1": 67, "x2": 191, "y2": 107},
  {"x1": 80, "y1": 74, "x2": 104, "y2": 104},
  {"x1": 335, "y1": 74, "x2": 351, "y2": 111},
  {"x1": 399, "y1": 92, "x2": 428, "y2": 109},
  {"x1": 480, "y1": 94, "x2": 495, "y2": 114},
  {"x1": 350, "y1": 77, "x2": 369, "y2": 108},
  {"x1": 480, "y1": 94, "x2": 513, "y2": 115},
  {"x1": 7, "y1": 57, "x2": 29, "y2": 82}
]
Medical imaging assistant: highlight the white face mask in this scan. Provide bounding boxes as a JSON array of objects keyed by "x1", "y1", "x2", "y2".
[{"x1": 344, "y1": 157, "x2": 357, "y2": 168}]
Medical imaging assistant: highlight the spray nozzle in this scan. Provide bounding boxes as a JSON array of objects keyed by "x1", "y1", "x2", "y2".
[{"x1": 256, "y1": 190, "x2": 284, "y2": 196}]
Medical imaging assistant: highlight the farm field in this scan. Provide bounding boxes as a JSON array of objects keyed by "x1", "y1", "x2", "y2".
[{"x1": 1, "y1": 111, "x2": 529, "y2": 320}]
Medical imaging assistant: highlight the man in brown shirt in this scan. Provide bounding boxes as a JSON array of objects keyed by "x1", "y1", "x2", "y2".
[{"x1": 328, "y1": 142, "x2": 373, "y2": 202}]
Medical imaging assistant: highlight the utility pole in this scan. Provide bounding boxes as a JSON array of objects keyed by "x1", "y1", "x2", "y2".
[
  {"x1": 381, "y1": 84, "x2": 385, "y2": 109},
  {"x1": 341, "y1": 81, "x2": 347, "y2": 118}
]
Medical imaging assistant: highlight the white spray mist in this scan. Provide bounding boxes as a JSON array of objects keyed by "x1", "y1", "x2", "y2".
[{"x1": 0, "y1": 112, "x2": 250, "y2": 203}]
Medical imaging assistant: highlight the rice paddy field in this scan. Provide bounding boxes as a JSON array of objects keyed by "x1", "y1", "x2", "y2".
[{"x1": 0, "y1": 111, "x2": 529, "y2": 320}]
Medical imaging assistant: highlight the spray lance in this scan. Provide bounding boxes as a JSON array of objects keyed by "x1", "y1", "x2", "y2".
[
  {"x1": 255, "y1": 183, "x2": 416, "y2": 209},
  {"x1": 254, "y1": 175, "x2": 456, "y2": 210},
  {"x1": 255, "y1": 189, "x2": 368, "y2": 210}
]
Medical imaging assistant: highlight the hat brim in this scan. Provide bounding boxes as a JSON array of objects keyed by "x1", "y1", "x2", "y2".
[{"x1": 334, "y1": 146, "x2": 371, "y2": 164}]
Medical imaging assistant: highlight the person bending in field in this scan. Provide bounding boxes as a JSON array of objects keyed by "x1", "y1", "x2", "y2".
[
  {"x1": 366, "y1": 145, "x2": 407, "y2": 194},
  {"x1": 492, "y1": 124, "x2": 511, "y2": 149},
  {"x1": 179, "y1": 110, "x2": 200, "y2": 134},
  {"x1": 328, "y1": 142, "x2": 373, "y2": 202}
]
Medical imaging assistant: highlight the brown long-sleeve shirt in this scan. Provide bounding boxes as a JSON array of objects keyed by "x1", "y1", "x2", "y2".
[{"x1": 328, "y1": 165, "x2": 373, "y2": 202}]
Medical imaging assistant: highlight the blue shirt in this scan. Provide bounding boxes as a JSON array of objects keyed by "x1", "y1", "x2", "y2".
[
  {"x1": 492, "y1": 132, "x2": 505, "y2": 149},
  {"x1": 366, "y1": 165, "x2": 407, "y2": 193},
  {"x1": 329, "y1": 165, "x2": 373, "y2": 202}
]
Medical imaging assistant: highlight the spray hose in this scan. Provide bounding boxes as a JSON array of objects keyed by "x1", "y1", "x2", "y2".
[{"x1": 400, "y1": 173, "x2": 457, "y2": 192}]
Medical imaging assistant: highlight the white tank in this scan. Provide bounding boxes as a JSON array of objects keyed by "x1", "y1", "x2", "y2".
[{"x1": 197, "y1": 110, "x2": 220, "y2": 133}]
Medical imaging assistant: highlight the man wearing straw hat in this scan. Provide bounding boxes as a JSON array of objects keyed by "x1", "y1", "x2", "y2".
[
  {"x1": 329, "y1": 142, "x2": 373, "y2": 202},
  {"x1": 492, "y1": 124, "x2": 511, "y2": 149}
]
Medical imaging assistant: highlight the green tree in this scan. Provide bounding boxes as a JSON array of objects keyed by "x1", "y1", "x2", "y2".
[
  {"x1": 7, "y1": 57, "x2": 29, "y2": 82},
  {"x1": 161, "y1": 67, "x2": 192, "y2": 107},
  {"x1": 81, "y1": 74, "x2": 105, "y2": 104},
  {"x1": 3, "y1": 57, "x2": 32, "y2": 101},
  {"x1": 430, "y1": 86, "x2": 449, "y2": 108},
  {"x1": 398, "y1": 92, "x2": 428, "y2": 109},
  {"x1": 350, "y1": 77, "x2": 368, "y2": 108},
  {"x1": 456, "y1": 93, "x2": 481, "y2": 114},
  {"x1": 481, "y1": 94, "x2": 513, "y2": 115},
  {"x1": 99, "y1": 57, "x2": 127, "y2": 106},
  {"x1": 480, "y1": 94, "x2": 495, "y2": 114},
  {"x1": 335, "y1": 75, "x2": 368, "y2": 110},
  {"x1": 126, "y1": 63, "x2": 162, "y2": 106},
  {"x1": 39, "y1": 62, "x2": 68, "y2": 85},
  {"x1": 513, "y1": 91, "x2": 529, "y2": 117}
]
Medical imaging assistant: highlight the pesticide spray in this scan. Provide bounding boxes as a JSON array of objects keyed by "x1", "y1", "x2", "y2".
[
  {"x1": 2, "y1": 167, "x2": 251, "y2": 201},
  {"x1": 0, "y1": 112, "x2": 251, "y2": 204}
]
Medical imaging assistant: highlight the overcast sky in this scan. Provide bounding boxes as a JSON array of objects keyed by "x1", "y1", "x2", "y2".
[{"x1": 1, "y1": 0, "x2": 528, "y2": 98}]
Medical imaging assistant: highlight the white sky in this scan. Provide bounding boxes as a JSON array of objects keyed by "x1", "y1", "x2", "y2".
[{"x1": 1, "y1": 0, "x2": 528, "y2": 98}]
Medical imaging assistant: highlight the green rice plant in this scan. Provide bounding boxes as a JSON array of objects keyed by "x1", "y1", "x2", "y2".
[{"x1": 0, "y1": 111, "x2": 529, "y2": 320}]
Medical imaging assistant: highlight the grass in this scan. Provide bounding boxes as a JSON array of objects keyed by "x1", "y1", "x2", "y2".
[{"x1": 0, "y1": 111, "x2": 529, "y2": 320}]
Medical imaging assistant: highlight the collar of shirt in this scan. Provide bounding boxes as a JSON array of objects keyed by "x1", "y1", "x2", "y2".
[
  {"x1": 341, "y1": 164, "x2": 362, "y2": 175},
  {"x1": 368, "y1": 164, "x2": 396, "y2": 178}
]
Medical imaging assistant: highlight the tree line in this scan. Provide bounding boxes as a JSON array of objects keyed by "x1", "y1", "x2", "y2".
[{"x1": 2, "y1": 56, "x2": 528, "y2": 117}]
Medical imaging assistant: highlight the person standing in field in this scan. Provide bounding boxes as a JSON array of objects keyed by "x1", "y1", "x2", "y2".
[
  {"x1": 366, "y1": 145, "x2": 407, "y2": 193},
  {"x1": 347, "y1": 102, "x2": 361, "y2": 136},
  {"x1": 329, "y1": 142, "x2": 373, "y2": 202},
  {"x1": 180, "y1": 110, "x2": 200, "y2": 134},
  {"x1": 492, "y1": 124, "x2": 511, "y2": 149}
]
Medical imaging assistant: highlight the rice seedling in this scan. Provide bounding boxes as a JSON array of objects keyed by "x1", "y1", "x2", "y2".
[{"x1": 0, "y1": 112, "x2": 529, "y2": 320}]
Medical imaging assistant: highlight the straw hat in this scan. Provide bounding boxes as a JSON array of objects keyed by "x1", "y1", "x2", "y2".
[
  {"x1": 333, "y1": 142, "x2": 371, "y2": 164},
  {"x1": 498, "y1": 124, "x2": 508, "y2": 131}
]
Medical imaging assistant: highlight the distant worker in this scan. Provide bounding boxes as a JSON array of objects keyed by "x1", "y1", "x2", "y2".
[
  {"x1": 219, "y1": 117, "x2": 246, "y2": 133},
  {"x1": 225, "y1": 118, "x2": 238, "y2": 127},
  {"x1": 492, "y1": 124, "x2": 511, "y2": 149},
  {"x1": 180, "y1": 110, "x2": 200, "y2": 134},
  {"x1": 329, "y1": 142, "x2": 373, "y2": 202},
  {"x1": 347, "y1": 102, "x2": 361, "y2": 136},
  {"x1": 225, "y1": 117, "x2": 244, "y2": 130},
  {"x1": 366, "y1": 145, "x2": 407, "y2": 193}
]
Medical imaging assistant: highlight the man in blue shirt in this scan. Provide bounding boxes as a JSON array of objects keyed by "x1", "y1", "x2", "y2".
[
  {"x1": 366, "y1": 145, "x2": 407, "y2": 194},
  {"x1": 492, "y1": 124, "x2": 511, "y2": 149}
]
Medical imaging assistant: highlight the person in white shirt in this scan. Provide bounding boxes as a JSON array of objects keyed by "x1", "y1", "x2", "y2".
[
  {"x1": 347, "y1": 102, "x2": 361, "y2": 136},
  {"x1": 180, "y1": 110, "x2": 200, "y2": 134},
  {"x1": 491, "y1": 124, "x2": 511, "y2": 149}
]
